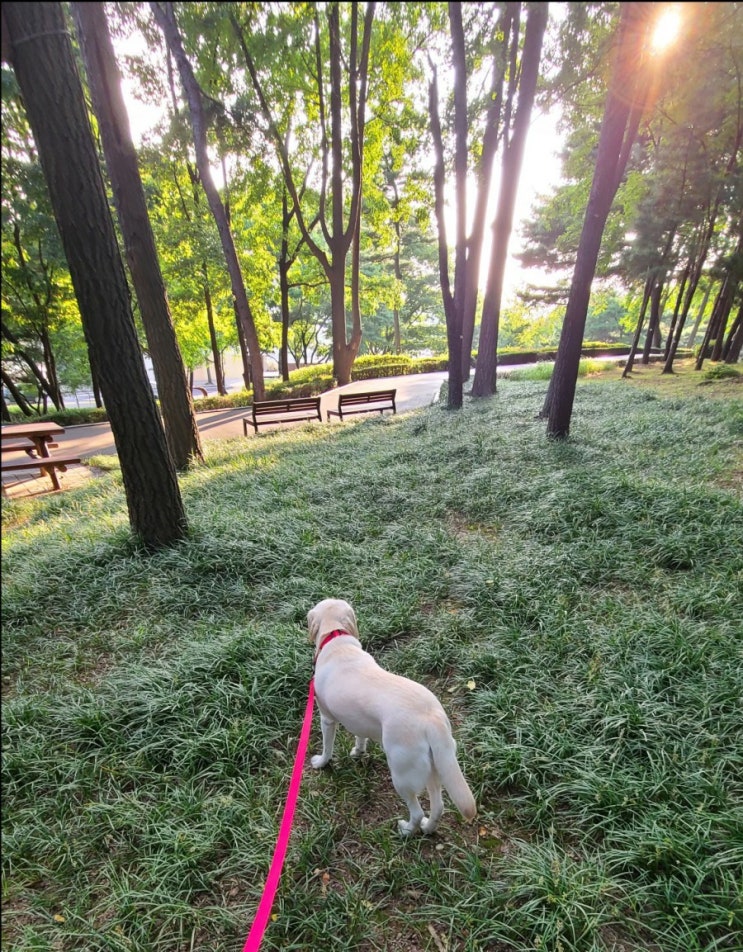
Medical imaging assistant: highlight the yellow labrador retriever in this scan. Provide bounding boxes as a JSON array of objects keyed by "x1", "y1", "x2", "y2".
[{"x1": 308, "y1": 598, "x2": 477, "y2": 835}]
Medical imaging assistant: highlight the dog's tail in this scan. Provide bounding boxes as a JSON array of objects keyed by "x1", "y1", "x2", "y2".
[{"x1": 428, "y1": 718, "x2": 477, "y2": 821}]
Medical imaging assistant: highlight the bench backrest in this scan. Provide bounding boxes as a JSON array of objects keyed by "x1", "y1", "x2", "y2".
[
  {"x1": 338, "y1": 390, "x2": 396, "y2": 406},
  {"x1": 252, "y1": 397, "x2": 321, "y2": 416}
]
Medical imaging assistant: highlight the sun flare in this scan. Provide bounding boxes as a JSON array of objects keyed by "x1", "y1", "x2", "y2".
[{"x1": 651, "y1": 5, "x2": 683, "y2": 52}]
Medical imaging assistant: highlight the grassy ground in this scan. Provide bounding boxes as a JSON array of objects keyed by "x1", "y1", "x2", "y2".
[{"x1": 2, "y1": 361, "x2": 742, "y2": 951}]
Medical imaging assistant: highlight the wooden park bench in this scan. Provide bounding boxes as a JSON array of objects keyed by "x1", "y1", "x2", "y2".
[
  {"x1": 1, "y1": 453, "x2": 82, "y2": 492},
  {"x1": 243, "y1": 396, "x2": 323, "y2": 434},
  {"x1": 327, "y1": 388, "x2": 397, "y2": 422}
]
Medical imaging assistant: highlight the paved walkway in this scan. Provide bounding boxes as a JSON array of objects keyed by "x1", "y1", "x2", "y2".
[{"x1": 2, "y1": 373, "x2": 448, "y2": 498}]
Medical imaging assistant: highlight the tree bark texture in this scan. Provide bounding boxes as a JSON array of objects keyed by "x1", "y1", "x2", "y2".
[
  {"x1": 72, "y1": 2, "x2": 203, "y2": 469},
  {"x1": 3, "y1": 1, "x2": 187, "y2": 548},
  {"x1": 150, "y1": 1, "x2": 265, "y2": 400}
]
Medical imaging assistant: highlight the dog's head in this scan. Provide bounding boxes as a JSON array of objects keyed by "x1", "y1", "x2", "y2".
[{"x1": 307, "y1": 598, "x2": 359, "y2": 648}]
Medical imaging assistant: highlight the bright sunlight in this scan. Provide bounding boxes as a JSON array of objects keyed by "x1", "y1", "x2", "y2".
[{"x1": 651, "y1": 4, "x2": 683, "y2": 52}]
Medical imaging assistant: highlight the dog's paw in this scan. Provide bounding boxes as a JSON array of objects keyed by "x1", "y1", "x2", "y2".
[
  {"x1": 397, "y1": 819, "x2": 418, "y2": 837},
  {"x1": 311, "y1": 754, "x2": 329, "y2": 769},
  {"x1": 350, "y1": 736, "x2": 368, "y2": 758},
  {"x1": 420, "y1": 817, "x2": 438, "y2": 835}
]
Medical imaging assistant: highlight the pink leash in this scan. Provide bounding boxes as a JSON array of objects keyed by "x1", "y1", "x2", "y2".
[{"x1": 241, "y1": 677, "x2": 316, "y2": 952}]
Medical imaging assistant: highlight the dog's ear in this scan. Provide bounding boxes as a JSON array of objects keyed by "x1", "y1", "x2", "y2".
[
  {"x1": 307, "y1": 606, "x2": 319, "y2": 641},
  {"x1": 342, "y1": 603, "x2": 359, "y2": 638}
]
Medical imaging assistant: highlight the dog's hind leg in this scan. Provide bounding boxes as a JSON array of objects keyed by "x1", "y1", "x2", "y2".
[
  {"x1": 395, "y1": 789, "x2": 425, "y2": 837},
  {"x1": 311, "y1": 712, "x2": 338, "y2": 769},
  {"x1": 420, "y1": 772, "x2": 444, "y2": 834},
  {"x1": 386, "y1": 746, "x2": 427, "y2": 836}
]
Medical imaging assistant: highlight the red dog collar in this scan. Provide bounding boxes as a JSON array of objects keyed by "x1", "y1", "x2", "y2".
[{"x1": 314, "y1": 628, "x2": 352, "y2": 665}]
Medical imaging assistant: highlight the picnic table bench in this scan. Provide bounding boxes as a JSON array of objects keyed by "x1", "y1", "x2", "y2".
[
  {"x1": 1, "y1": 453, "x2": 82, "y2": 492},
  {"x1": 243, "y1": 396, "x2": 323, "y2": 434},
  {"x1": 1, "y1": 438, "x2": 39, "y2": 455},
  {"x1": 327, "y1": 388, "x2": 397, "y2": 422}
]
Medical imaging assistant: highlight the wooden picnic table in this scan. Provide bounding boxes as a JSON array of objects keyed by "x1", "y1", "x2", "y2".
[
  {"x1": 1, "y1": 422, "x2": 80, "y2": 493},
  {"x1": 1, "y1": 421, "x2": 65, "y2": 458}
]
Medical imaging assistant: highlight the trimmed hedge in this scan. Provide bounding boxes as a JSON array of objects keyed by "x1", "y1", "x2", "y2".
[{"x1": 3, "y1": 406, "x2": 110, "y2": 427}]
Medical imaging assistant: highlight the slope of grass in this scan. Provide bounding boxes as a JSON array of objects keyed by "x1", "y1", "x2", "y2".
[{"x1": 2, "y1": 371, "x2": 742, "y2": 951}]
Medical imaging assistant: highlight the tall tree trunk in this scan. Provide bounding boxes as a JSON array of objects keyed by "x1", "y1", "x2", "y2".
[
  {"x1": 446, "y1": 1, "x2": 468, "y2": 410},
  {"x1": 326, "y1": 2, "x2": 366, "y2": 386},
  {"x1": 39, "y1": 325, "x2": 64, "y2": 410},
  {"x1": 1, "y1": 368, "x2": 34, "y2": 417},
  {"x1": 350, "y1": 212, "x2": 363, "y2": 373},
  {"x1": 662, "y1": 263, "x2": 689, "y2": 361},
  {"x1": 710, "y1": 279, "x2": 737, "y2": 362},
  {"x1": 151, "y1": 1, "x2": 265, "y2": 400},
  {"x1": 724, "y1": 301, "x2": 743, "y2": 363},
  {"x1": 428, "y1": 65, "x2": 459, "y2": 406},
  {"x1": 471, "y1": 3, "x2": 547, "y2": 398},
  {"x1": 3, "y1": 1, "x2": 187, "y2": 548},
  {"x1": 545, "y1": 3, "x2": 655, "y2": 438},
  {"x1": 661, "y1": 259, "x2": 692, "y2": 372},
  {"x1": 202, "y1": 266, "x2": 225, "y2": 394},
  {"x1": 687, "y1": 282, "x2": 712, "y2": 349},
  {"x1": 279, "y1": 189, "x2": 292, "y2": 382},
  {"x1": 10, "y1": 220, "x2": 65, "y2": 409},
  {"x1": 696, "y1": 276, "x2": 733, "y2": 369},
  {"x1": 663, "y1": 278, "x2": 693, "y2": 374},
  {"x1": 73, "y1": 2, "x2": 203, "y2": 469},
  {"x1": 393, "y1": 217, "x2": 402, "y2": 354},
  {"x1": 623, "y1": 274, "x2": 653, "y2": 377},
  {"x1": 1, "y1": 320, "x2": 61, "y2": 410},
  {"x1": 461, "y1": 3, "x2": 516, "y2": 381},
  {"x1": 641, "y1": 280, "x2": 663, "y2": 362},
  {"x1": 234, "y1": 3, "x2": 374, "y2": 388},
  {"x1": 279, "y1": 265, "x2": 291, "y2": 381},
  {"x1": 711, "y1": 230, "x2": 743, "y2": 362}
]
